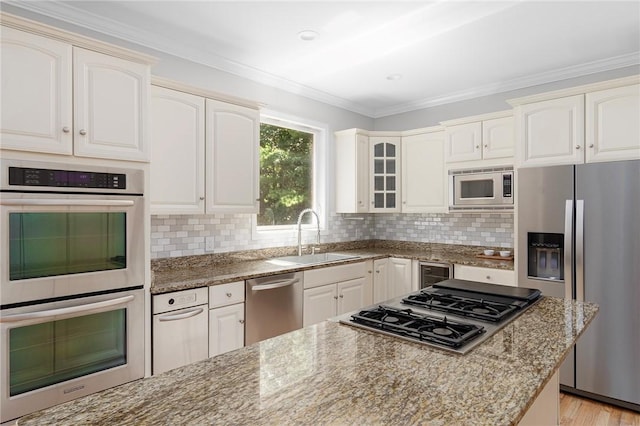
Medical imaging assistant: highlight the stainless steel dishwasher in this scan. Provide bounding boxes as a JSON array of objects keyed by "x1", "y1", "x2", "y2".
[{"x1": 245, "y1": 272, "x2": 303, "y2": 345}]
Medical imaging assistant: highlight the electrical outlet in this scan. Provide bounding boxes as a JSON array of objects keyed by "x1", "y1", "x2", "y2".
[{"x1": 205, "y1": 236, "x2": 215, "y2": 252}]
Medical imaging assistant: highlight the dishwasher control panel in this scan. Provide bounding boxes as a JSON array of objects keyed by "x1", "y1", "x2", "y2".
[{"x1": 153, "y1": 287, "x2": 208, "y2": 314}]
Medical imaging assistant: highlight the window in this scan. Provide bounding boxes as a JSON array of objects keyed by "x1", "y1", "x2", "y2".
[{"x1": 257, "y1": 118, "x2": 315, "y2": 228}]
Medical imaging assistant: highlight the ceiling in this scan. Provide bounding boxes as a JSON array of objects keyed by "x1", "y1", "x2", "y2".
[{"x1": 6, "y1": 1, "x2": 640, "y2": 118}]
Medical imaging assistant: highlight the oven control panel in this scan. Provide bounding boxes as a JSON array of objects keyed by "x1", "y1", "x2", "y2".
[{"x1": 8, "y1": 167, "x2": 126, "y2": 189}]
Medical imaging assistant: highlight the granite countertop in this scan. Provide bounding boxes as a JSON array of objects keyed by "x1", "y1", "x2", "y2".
[
  {"x1": 152, "y1": 241, "x2": 515, "y2": 294},
  {"x1": 18, "y1": 297, "x2": 598, "y2": 426}
]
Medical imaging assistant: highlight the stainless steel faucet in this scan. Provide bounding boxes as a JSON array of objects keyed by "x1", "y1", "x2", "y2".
[{"x1": 297, "y1": 208, "x2": 320, "y2": 256}]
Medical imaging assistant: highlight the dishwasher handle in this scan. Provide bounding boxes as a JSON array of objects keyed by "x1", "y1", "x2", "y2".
[
  {"x1": 157, "y1": 307, "x2": 204, "y2": 322},
  {"x1": 249, "y1": 277, "x2": 300, "y2": 291}
]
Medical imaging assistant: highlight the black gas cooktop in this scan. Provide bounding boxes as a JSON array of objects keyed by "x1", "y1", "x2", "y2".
[{"x1": 341, "y1": 279, "x2": 542, "y2": 354}]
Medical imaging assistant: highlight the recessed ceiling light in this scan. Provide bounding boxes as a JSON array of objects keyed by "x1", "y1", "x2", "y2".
[
  {"x1": 298, "y1": 30, "x2": 319, "y2": 41},
  {"x1": 386, "y1": 73, "x2": 403, "y2": 81}
]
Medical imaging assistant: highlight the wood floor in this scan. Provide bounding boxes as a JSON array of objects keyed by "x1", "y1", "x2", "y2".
[{"x1": 560, "y1": 392, "x2": 640, "y2": 426}]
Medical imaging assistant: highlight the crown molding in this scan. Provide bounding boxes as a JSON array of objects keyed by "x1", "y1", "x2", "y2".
[{"x1": 5, "y1": 1, "x2": 639, "y2": 119}]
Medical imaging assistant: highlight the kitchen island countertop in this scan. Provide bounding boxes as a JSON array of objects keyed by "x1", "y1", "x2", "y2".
[{"x1": 18, "y1": 296, "x2": 598, "y2": 426}]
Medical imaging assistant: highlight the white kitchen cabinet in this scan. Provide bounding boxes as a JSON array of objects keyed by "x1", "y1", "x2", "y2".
[
  {"x1": 445, "y1": 122, "x2": 482, "y2": 162},
  {"x1": 372, "y1": 257, "x2": 412, "y2": 303},
  {"x1": 514, "y1": 95, "x2": 585, "y2": 167},
  {"x1": 370, "y1": 136, "x2": 401, "y2": 212},
  {"x1": 335, "y1": 129, "x2": 370, "y2": 213},
  {"x1": 73, "y1": 47, "x2": 149, "y2": 161},
  {"x1": 205, "y1": 99, "x2": 259, "y2": 213},
  {"x1": 482, "y1": 116, "x2": 516, "y2": 160},
  {"x1": 585, "y1": 84, "x2": 640, "y2": 163},
  {"x1": 150, "y1": 86, "x2": 205, "y2": 214},
  {"x1": 454, "y1": 264, "x2": 515, "y2": 287},
  {"x1": 401, "y1": 130, "x2": 447, "y2": 213},
  {"x1": 0, "y1": 26, "x2": 72, "y2": 155},
  {"x1": 444, "y1": 113, "x2": 514, "y2": 164},
  {"x1": 209, "y1": 281, "x2": 245, "y2": 357},
  {"x1": 303, "y1": 262, "x2": 371, "y2": 326},
  {"x1": 0, "y1": 28, "x2": 150, "y2": 161}
]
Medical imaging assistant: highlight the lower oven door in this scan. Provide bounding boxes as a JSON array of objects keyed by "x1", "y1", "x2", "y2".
[{"x1": 0, "y1": 288, "x2": 144, "y2": 423}]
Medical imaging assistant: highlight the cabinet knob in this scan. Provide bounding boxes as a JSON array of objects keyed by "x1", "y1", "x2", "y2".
[
  {"x1": 226, "y1": 292, "x2": 232, "y2": 298},
  {"x1": 339, "y1": 294, "x2": 344, "y2": 298},
  {"x1": 589, "y1": 144, "x2": 594, "y2": 148},
  {"x1": 333, "y1": 296, "x2": 338, "y2": 300},
  {"x1": 62, "y1": 126, "x2": 70, "y2": 133},
  {"x1": 403, "y1": 201, "x2": 406, "y2": 204},
  {"x1": 376, "y1": 270, "x2": 380, "y2": 274},
  {"x1": 367, "y1": 270, "x2": 372, "y2": 274},
  {"x1": 199, "y1": 196, "x2": 205, "y2": 200},
  {"x1": 575, "y1": 145, "x2": 581, "y2": 150},
  {"x1": 484, "y1": 144, "x2": 488, "y2": 148},
  {"x1": 475, "y1": 145, "x2": 480, "y2": 149},
  {"x1": 239, "y1": 319, "x2": 245, "y2": 324},
  {"x1": 79, "y1": 129, "x2": 87, "y2": 136},
  {"x1": 486, "y1": 275, "x2": 491, "y2": 280}
]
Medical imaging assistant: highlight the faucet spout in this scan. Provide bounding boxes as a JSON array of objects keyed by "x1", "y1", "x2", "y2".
[{"x1": 297, "y1": 208, "x2": 320, "y2": 256}]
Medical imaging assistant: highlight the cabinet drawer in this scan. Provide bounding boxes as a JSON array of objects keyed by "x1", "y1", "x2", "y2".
[
  {"x1": 304, "y1": 261, "x2": 366, "y2": 289},
  {"x1": 209, "y1": 281, "x2": 245, "y2": 308},
  {"x1": 454, "y1": 265, "x2": 515, "y2": 287}
]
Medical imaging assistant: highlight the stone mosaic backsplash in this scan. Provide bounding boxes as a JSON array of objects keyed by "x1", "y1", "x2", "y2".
[{"x1": 151, "y1": 212, "x2": 513, "y2": 259}]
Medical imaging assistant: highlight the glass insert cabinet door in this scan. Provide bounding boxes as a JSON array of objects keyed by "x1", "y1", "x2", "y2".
[{"x1": 370, "y1": 137, "x2": 401, "y2": 211}]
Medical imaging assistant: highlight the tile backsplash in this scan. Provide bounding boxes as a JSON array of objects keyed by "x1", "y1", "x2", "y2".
[{"x1": 151, "y1": 212, "x2": 513, "y2": 259}]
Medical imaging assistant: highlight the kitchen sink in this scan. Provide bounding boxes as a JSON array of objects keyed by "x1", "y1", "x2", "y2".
[{"x1": 266, "y1": 253, "x2": 359, "y2": 266}]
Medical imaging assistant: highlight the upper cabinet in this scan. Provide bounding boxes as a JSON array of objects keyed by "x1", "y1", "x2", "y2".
[
  {"x1": 370, "y1": 136, "x2": 401, "y2": 212},
  {"x1": 335, "y1": 129, "x2": 369, "y2": 213},
  {"x1": 401, "y1": 129, "x2": 447, "y2": 213},
  {"x1": 510, "y1": 76, "x2": 640, "y2": 168},
  {"x1": 0, "y1": 25, "x2": 151, "y2": 161},
  {"x1": 443, "y1": 111, "x2": 515, "y2": 166},
  {"x1": 150, "y1": 83, "x2": 260, "y2": 215},
  {"x1": 150, "y1": 86, "x2": 205, "y2": 214},
  {"x1": 205, "y1": 99, "x2": 259, "y2": 213},
  {"x1": 585, "y1": 84, "x2": 640, "y2": 163}
]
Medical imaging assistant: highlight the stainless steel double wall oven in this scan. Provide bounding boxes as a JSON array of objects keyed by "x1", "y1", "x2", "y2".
[{"x1": 0, "y1": 159, "x2": 146, "y2": 422}]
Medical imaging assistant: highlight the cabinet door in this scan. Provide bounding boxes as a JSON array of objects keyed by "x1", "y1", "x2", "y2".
[
  {"x1": 205, "y1": 99, "x2": 259, "y2": 213},
  {"x1": 370, "y1": 137, "x2": 401, "y2": 212},
  {"x1": 303, "y1": 284, "x2": 337, "y2": 327},
  {"x1": 337, "y1": 277, "x2": 371, "y2": 315},
  {"x1": 355, "y1": 133, "x2": 371, "y2": 212},
  {"x1": 372, "y1": 258, "x2": 388, "y2": 304},
  {"x1": 445, "y1": 122, "x2": 482, "y2": 162},
  {"x1": 586, "y1": 84, "x2": 640, "y2": 163},
  {"x1": 402, "y1": 131, "x2": 447, "y2": 213},
  {"x1": 73, "y1": 47, "x2": 149, "y2": 161},
  {"x1": 387, "y1": 257, "x2": 412, "y2": 299},
  {"x1": 150, "y1": 87, "x2": 205, "y2": 214},
  {"x1": 482, "y1": 116, "x2": 514, "y2": 160},
  {"x1": 0, "y1": 27, "x2": 72, "y2": 154},
  {"x1": 516, "y1": 95, "x2": 585, "y2": 167},
  {"x1": 209, "y1": 303, "x2": 245, "y2": 357}
]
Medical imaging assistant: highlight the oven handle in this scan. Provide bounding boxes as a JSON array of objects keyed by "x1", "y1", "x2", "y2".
[
  {"x1": 0, "y1": 295, "x2": 135, "y2": 323},
  {"x1": 0, "y1": 199, "x2": 135, "y2": 207}
]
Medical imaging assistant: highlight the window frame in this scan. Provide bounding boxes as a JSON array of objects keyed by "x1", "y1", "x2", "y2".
[{"x1": 252, "y1": 110, "x2": 327, "y2": 240}]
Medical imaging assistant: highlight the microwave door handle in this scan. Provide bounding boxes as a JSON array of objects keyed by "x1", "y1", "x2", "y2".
[
  {"x1": 0, "y1": 199, "x2": 135, "y2": 207},
  {"x1": 0, "y1": 295, "x2": 135, "y2": 324}
]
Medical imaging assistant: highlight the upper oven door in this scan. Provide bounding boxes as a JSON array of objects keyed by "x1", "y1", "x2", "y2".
[
  {"x1": 0, "y1": 192, "x2": 144, "y2": 306},
  {"x1": 453, "y1": 172, "x2": 511, "y2": 206}
]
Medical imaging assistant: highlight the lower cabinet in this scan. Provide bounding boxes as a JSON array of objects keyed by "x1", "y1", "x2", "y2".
[
  {"x1": 303, "y1": 261, "x2": 372, "y2": 326},
  {"x1": 454, "y1": 264, "x2": 515, "y2": 286},
  {"x1": 209, "y1": 281, "x2": 245, "y2": 357},
  {"x1": 373, "y1": 257, "x2": 412, "y2": 303}
]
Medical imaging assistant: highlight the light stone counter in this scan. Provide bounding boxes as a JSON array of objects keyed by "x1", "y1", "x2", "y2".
[{"x1": 18, "y1": 297, "x2": 598, "y2": 426}]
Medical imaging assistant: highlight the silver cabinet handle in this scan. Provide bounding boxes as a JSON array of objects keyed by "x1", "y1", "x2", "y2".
[
  {"x1": 226, "y1": 292, "x2": 232, "y2": 298},
  {"x1": 1, "y1": 199, "x2": 135, "y2": 207},
  {"x1": 79, "y1": 129, "x2": 87, "y2": 136},
  {"x1": 239, "y1": 319, "x2": 245, "y2": 324},
  {"x1": 199, "y1": 197, "x2": 205, "y2": 200},
  {"x1": 0, "y1": 295, "x2": 134, "y2": 324},
  {"x1": 333, "y1": 296, "x2": 338, "y2": 300},
  {"x1": 62, "y1": 126, "x2": 70, "y2": 133},
  {"x1": 250, "y1": 278, "x2": 300, "y2": 291},
  {"x1": 589, "y1": 144, "x2": 594, "y2": 148},
  {"x1": 339, "y1": 294, "x2": 344, "y2": 298},
  {"x1": 576, "y1": 145, "x2": 581, "y2": 149},
  {"x1": 158, "y1": 307, "x2": 204, "y2": 322}
]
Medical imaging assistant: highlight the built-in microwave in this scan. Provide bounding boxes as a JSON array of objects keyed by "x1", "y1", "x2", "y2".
[{"x1": 449, "y1": 167, "x2": 513, "y2": 210}]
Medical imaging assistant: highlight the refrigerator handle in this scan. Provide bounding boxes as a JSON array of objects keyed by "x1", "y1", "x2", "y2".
[
  {"x1": 575, "y1": 200, "x2": 585, "y2": 302},
  {"x1": 564, "y1": 200, "x2": 573, "y2": 300}
]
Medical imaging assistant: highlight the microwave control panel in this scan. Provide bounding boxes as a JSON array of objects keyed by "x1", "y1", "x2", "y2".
[
  {"x1": 502, "y1": 174, "x2": 512, "y2": 198},
  {"x1": 8, "y1": 167, "x2": 126, "y2": 189}
]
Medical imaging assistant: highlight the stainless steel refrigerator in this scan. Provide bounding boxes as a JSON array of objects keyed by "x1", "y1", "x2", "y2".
[{"x1": 517, "y1": 160, "x2": 639, "y2": 412}]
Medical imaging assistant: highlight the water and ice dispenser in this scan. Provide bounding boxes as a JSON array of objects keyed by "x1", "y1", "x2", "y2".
[{"x1": 527, "y1": 233, "x2": 564, "y2": 281}]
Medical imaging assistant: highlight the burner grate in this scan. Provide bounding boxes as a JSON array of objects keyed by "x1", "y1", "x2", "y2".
[
  {"x1": 402, "y1": 291, "x2": 518, "y2": 322},
  {"x1": 350, "y1": 305, "x2": 485, "y2": 349}
]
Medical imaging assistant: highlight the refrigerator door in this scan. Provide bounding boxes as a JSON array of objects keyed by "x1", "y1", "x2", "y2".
[{"x1": 575, "y1": 160, "x2": 640, "y2": 408}]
